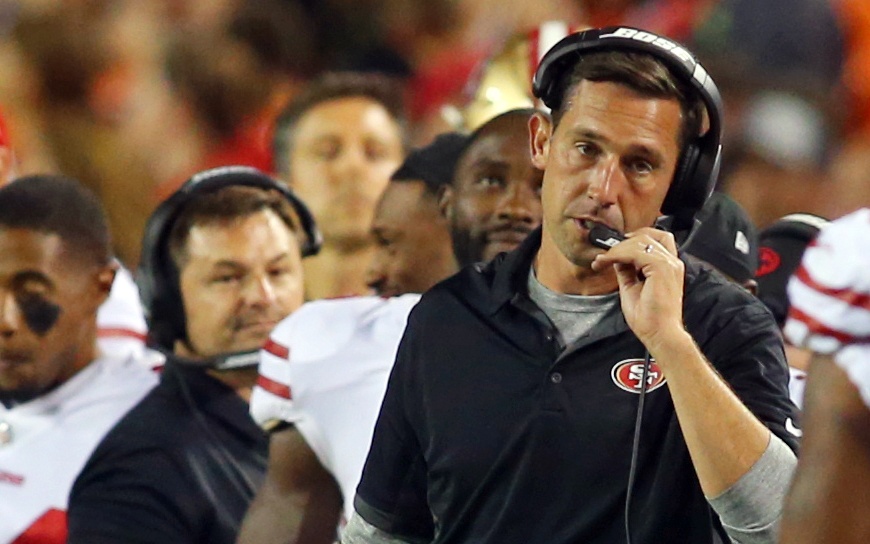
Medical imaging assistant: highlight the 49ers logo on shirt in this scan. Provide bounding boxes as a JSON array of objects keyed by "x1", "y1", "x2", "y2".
[{"x1": 611, "y1": 358, "x2": 667, "y2": 394}]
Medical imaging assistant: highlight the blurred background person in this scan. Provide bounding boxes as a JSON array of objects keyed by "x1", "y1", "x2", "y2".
[
  {"x1": 441, "y1": 108, "x2": 543, "y2": 267},
  {"x1": 271, "y1": 72, "x2": 407, "y2": 300}
]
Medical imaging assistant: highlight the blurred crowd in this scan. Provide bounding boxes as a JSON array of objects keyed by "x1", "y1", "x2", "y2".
[{"x1": 0, "y1": 0, "x2": 867, "y2": 270}]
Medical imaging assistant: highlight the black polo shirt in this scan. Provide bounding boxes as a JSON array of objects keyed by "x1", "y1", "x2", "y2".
[
  {"x1": 67, "y1": 358, "x2": 267, "y2": 544},
  {"x1": 355, "y1": 229, "x2": 798, "y2": 544}
]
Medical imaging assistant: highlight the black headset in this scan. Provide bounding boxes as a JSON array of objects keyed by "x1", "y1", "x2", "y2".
[
  {"x1": 137, "y1": 165, "x2": 321, "y2": 352},
  {"x1": 532, "y1": 26, "x2": 724, "y2": 232}
]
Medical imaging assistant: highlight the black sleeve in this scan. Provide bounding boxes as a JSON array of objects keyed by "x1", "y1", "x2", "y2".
[
  {"x1": 700, "y1": 297, "x2": 801, "y2": 453},
  {"x1": 353, "y1": 309, "x2": 434, "y2": 543},
  {"x1": 67, "y1": 443, "x2": 196, "y2": 544}
]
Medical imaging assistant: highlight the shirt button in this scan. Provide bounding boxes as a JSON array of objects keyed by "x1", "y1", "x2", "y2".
[
  {"x1": 545, "y1": 333, "x2": 554, "y2": 342},
  {"x1": 550, "y1": 372, "x2": 562, "y2": 384}
]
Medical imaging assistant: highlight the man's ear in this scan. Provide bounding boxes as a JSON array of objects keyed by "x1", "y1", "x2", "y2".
[
  {"x1": 438, "y1": 184, "x2": 454, "y2": 221},
  {"x1": 529, "y1": 112, "x2": 552, "y2": 170},
  {"x1": 95, "y1": 261, "x2": 118, "y2": 305}
]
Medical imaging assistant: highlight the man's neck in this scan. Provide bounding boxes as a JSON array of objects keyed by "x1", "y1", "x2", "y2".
[
  {"x1": 206, "y1": 367, "x2": 259, "y2": 403},
  {"x1": 534, "y1": 236, "x2": 619, "y2": 296}
]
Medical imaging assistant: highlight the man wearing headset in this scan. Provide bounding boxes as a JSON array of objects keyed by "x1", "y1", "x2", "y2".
[
  {"x1": 343, "y1": 28, "x2": 798, "y2": 544},
  {"x1": 66, "y1": 166, "x2": 319, "y2": 544}
]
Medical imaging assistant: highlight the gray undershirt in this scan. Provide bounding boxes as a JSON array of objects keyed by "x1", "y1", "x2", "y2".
[{"x1": 526, "y1": 267, "x2": 620, "y2": 345}]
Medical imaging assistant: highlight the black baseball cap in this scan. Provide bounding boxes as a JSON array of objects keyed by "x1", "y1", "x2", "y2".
[
  {"x1": 755, "y1": 213, "x2": 829, "y2": 327},
  {"x1": 685, "y1": 192, "x2": 759, "y2": 284},
  {"x1": 391, "y1": 132, "x2": 469, "y2": 192}
]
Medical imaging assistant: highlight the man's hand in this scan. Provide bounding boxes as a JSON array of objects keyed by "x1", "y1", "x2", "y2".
[{"x1": 590, "y1": 227, "x2": 685, "y2": 348}]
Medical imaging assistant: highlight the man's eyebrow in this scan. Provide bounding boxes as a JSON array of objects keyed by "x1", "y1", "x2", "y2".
[
  {"x1": 571, "y1": 129, "x2": 609, "y2": 143},
  {"x1": 469, "y1": 157, "x2": 510, "y2": 170},
  {"x1": 11, "y1": 270, "x2": 54, "y2": 290},
  {"x1": 572, "y1": 129, "x2": 667, "y2": 164},
  {"x1": 624, "y1": 144, "x2": 666, "y2": 165},
  {"x1": 211, "y1": 252, "x2": 292, "y2": 270}
]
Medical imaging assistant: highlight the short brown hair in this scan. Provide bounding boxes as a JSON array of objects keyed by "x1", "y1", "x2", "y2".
[
  {"x1": 167, "y1": 186, "x2": 302, "y2": 268},
  {"x1": 272, "y1": 72, "x2": 408, "y2": 175},
  {"x1": 551, "y1": 51, "x2": 704, "y2": 148}
]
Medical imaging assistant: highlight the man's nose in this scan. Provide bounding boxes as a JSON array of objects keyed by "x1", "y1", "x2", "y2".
[
  {"x1": 587, "y1": 156, "x2": 625, "y2": 207},
  {"x1": 364, "y1": 254, "x2": 387, "y2": 294},
  {"x1": 496, "y1": 180, "x2": 538, "y2": 223},
  {"x1": 0, "y1": 291, "x2": 20, "y2": 337},
  {"x1": 333, "y1": 145, "x2": 367, "y2": 180},
  {"x1": 243, "y1": 275, "x2": 278, "y2": 307}
]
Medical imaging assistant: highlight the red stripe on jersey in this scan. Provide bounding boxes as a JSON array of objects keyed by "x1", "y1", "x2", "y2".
[
  {"x1": 257, "y1": 374, "x2": 292, "y2": 400},
  {"x1": 97, "y1": 327, "x2": 147, "y2": 341},
  {"x1": 12, "y1": 508, "x2": 67, "y2": 544},
  {"x1": 794, "y1": 264, "x2": 870, "y2": 311},
  {"x1": 788, "y1": 306, "x2": 870, "y2": 345},
  {"x1": 263, "y1": 338, "x2": 289, "y2": 359}
]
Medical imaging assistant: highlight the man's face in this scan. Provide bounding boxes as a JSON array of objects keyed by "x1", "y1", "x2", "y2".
[
  {"x1": 442, "y1": 113, "x2": 543, "y2": 266},
  {"x1": 531, "y1": 80, "x2": 682, "y2": 269},
  {"x1": 177, "y1": 209, "x2": 304, "y2": 357},
  {"x1": 0, "y1": 229, "x2": 111, "y2": 403},
  {"x1": 288, "y1": 97, "x2": 404, "y2": 247},
  {"x1": 365, "y1": 181, "x2": 455, "y2": 297}
]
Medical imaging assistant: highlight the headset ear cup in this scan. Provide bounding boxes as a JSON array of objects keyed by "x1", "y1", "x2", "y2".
[{"x1": 662, "y1": 143, "x2": 699, "y2": 216}]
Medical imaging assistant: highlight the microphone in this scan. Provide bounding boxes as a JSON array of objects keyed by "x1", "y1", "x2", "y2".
[
  {"x1": 589, "y1": 223, "x2": 626, "y2": 250},
  {"x1": 589, "y1": 224, "x2": 645, "y2": 281}
]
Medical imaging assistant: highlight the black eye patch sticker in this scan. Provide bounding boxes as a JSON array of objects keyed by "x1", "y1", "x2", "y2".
[{"x1": 15, "y1": 292, "x2": 61, "y2": 335}]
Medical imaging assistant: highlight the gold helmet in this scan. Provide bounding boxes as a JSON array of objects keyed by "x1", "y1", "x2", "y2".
[{"x1": 451, "y1": 20, "x2": 588, "y2": 131}]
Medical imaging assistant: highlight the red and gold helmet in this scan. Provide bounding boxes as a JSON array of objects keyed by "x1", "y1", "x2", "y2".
[{"x1": 455, "y1": 20, "x2": 588, "y2": 130}]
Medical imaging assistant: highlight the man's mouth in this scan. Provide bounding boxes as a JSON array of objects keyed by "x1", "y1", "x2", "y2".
[
  {"x1": 235, "y1": 321, "x2": 279, "y2": 334},
  {"x1": 574, "y1": 218, "x2": 608, "y2": 231},
  {"x1": 487, "y1": 228, "x2": 532, "y2": 245},
  {"x1": 0, "y1": 353, "x2": 29, "y2": 370}
]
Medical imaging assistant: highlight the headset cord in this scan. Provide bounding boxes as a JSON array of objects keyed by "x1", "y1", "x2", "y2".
[{"x1": 624, "y1": 350, "x2": 652, "y2": 544}]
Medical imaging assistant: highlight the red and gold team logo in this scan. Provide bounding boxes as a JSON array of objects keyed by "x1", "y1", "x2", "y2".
[
  {"x1": 756, "y1": 247, "x2": 781, "y2": 277},
  {"x1": 611, "y1": 358, "x2": 667, "y2": 394}
]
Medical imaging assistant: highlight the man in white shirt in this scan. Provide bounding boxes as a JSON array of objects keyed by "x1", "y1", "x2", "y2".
[{"x1": 0, "y1": 175, "x2": 157, "y2": 544}]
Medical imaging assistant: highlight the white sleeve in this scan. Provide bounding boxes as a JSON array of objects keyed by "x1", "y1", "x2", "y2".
[
  {"x1": 97, "y1": 265, "x2": 149, "y2": 361},
  {"x1": 784, "y1": 208, "x2": 870, "y2": 353},
  {"x1": 249, "y1": 320, "x2": 300, "y2": 431},
  {"x1": 784, "y1": 208, "x2": 870, "y2": 409}
]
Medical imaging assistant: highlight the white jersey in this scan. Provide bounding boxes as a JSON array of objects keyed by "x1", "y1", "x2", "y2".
[
  {"x1": 788, "y1": 367, "x2": 806, "y2": 411},
  {"x1": 97, "y1": 266, "x2": 148, "y2": 361},
  {"x1": 0, "y1": 356, "x2": 157, "y2": 543},
  {"x1": 250, "y1": 294, "x2": 420, "y2": 520},
  {"x1": 785, "y1": 208, "x2": 870, "y2": 409}
]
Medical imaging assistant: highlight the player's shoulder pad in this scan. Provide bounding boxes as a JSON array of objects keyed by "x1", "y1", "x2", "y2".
[{"x1": 269, "y1": 294, "x2": 421, "y2": 363}]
